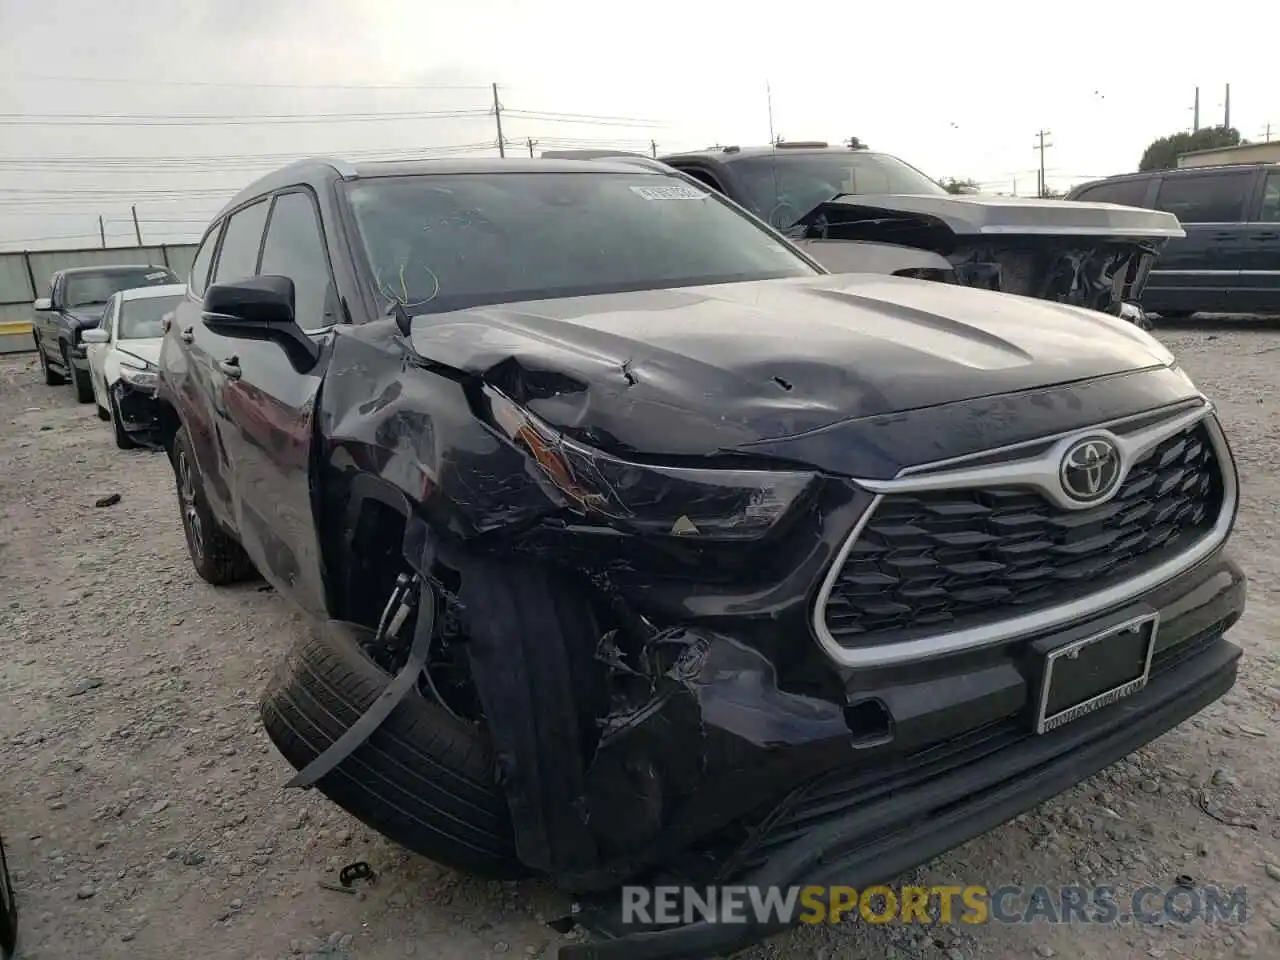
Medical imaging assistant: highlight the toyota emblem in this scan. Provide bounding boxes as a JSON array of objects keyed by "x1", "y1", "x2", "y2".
[{"x1": 1059, "y1": 437, "x2": 1122, "y2": 504}]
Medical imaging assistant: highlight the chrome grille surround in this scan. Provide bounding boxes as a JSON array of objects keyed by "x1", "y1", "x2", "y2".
[{"x1": 812, "y1": 399, "x2": 1237, "y2": 668}]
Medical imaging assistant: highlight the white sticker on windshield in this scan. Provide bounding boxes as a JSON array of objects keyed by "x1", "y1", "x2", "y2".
[
  {"x1": 145, "y1": 271, "x2": 169, "y2": 281},
  {"x1": 630, "y1": 183, "x2": 705, "y2": 201}
]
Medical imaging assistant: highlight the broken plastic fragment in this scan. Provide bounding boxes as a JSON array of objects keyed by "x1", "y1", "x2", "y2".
[{"x1": 670, "y1": 515, "x2": 699, "y2": 536}]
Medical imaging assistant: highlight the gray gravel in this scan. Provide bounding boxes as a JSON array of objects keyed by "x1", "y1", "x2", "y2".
[{"x1": 2, "y1": 319, "x2": 1280, "y2": 960}]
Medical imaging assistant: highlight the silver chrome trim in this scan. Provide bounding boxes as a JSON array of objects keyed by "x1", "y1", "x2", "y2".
[
  {"x1": 857, "y1": 402, "x2": 1213, "y2": 511},
  {"x1": 889, "y1": 399, "x2": 1207, "y2": 481},
  {"x1": 812, "y1": 409, "x2": 1236, "y2": 669}
]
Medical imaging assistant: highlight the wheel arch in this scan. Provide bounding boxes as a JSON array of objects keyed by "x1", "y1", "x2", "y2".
[{"x1": 319, "y1": 471, "x2": 415, "y2": 629}]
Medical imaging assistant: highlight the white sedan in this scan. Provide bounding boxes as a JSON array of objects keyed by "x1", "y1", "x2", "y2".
[{"x1": 81, "y1": 283, "x2": 185, "y2": 449}]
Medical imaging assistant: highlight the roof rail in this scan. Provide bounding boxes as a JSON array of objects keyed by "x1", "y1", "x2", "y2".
[
  {"x1": 776, "y1": 140, "x2": 829, "y2": 149},
  {"x1": 286, "y1": 156, "x2": 359, "y2": 179},
  {"x1": 538, "y1": 149, "x2": 669, "y2": 171}
]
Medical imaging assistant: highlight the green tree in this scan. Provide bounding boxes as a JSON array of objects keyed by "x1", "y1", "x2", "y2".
[
  {"x1": 1139, "y1": 126, "x2": 1244, "y2": 171},
  {"x1": 940, "y1": 177, "x2": 980, "y2": 194}
]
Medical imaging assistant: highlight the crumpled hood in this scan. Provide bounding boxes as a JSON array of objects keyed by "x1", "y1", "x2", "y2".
[
  {"x1": 795, "y1": 192, "x2": 1185, "y2": 239},
  {"x1": 408, "y1": 274, "x2": 1173, "y2": 457},
  {"x1": 116, "y1": 338, "x2": 162, "y2": 367}
]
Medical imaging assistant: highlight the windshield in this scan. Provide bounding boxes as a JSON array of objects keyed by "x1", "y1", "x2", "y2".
[
  {"x1": 729, "y1": 152, "x2": 948, "y2": 230},
  {"x1": 344, "y1": 171, "x2": 818, "y2": 314},
  {"x1": 118, "y1": 294, "x2": 183, "y2": 339},
  {"x1": 65, "y1": 268, "x2": 176, "y2": 308}
]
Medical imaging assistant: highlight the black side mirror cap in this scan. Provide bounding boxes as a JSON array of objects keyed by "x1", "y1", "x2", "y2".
[{"x1": 202, "y1": 275, "x2": 320, "y2": 369}]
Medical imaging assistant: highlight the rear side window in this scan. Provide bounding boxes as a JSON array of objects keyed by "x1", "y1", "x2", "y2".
[
  {"x1": 1153, "y1": 171, "x2": 1252, "y2": 223},
  {"x1": 213, "y1": 200, "x2": 270, "y2": 284},
  {"x1": 189, "y1": 225, "x2": 219, "y2": 296},
  {"x1": 1074, "y1": 177, "x2": 1150, "y2": 207},
  {"x1": 1260, "y1": 171, "x2": 1280, "y2": 223}
]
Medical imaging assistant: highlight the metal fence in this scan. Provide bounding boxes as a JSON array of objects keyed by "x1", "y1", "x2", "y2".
[{"x1": 0, "y1": 244, "x2": 199, "y2": 346}]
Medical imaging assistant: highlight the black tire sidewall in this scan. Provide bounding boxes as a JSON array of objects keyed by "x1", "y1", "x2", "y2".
[{"x1": 261, "y1": 621, "x2": 521, "y2": 878}]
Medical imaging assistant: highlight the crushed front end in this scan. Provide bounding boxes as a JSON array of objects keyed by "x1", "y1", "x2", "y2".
[
  {"x1": 111, "y1": 372, "x2": 162, "y2": 444},
  {"x1": 313, "y1": 298, "x2": 1243, "y2": 959},
  {"x1": 793, "y1": 194, "x2": 1182, "y2": 328},
  {"x1": 478, "y1": 391, "x2": 1241, "y2": 958}
]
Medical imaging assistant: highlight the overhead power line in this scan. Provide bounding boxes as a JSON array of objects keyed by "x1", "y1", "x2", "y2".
[
  {"x1": 7, "y1": 72, "x2": 494, "y2": 91},
  {"x1": 0, "y1": 107, "x2": 665, "y2": 130},
  {"x1": 0, "y1": 108, "x2": 493, "y2": 127},
  {"x1": 0, "y1": 141, "x2": 500, "y2": 171}
]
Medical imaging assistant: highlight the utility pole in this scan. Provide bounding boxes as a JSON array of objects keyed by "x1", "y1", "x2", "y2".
[
  {"x1": 1012, "y1": 176, "x2": 1017, "y2": 197},
  {"x1": 650, "y1": 139, "x2": 657, "y2": 158},
  {"x1": 526, "y1": 137, "x2": 537, "y2": 158},
  {"x1": 1034, "y1": 129, "x2": 1053, "y2": 198},
  {"x1": 98, "y1": 215, "x2": 106, "y2": 249},
  {"x1": 1264, "y1": 123, "x2": 1273, "y2": 143},
  {"x1": 1224, "y1": 83, "x2": 1231, "y2": 129},
  {"x1": 1193, "y1": 86, "x2": 1200, "y2": 132},
  {"x1": 492, "y1": 82, "x2": 505, "y2": 158},
  {"x1": 130, "y1": 205, "x2": 143, "y2": 245},
  {"x1": 766, "y1": 80, "x2": 776, "y2": 146}
]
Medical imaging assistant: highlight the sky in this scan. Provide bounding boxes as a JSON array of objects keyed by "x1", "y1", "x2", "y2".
[{"x1": 1, "y1": 0, "x2": 1276, "y2": 252}]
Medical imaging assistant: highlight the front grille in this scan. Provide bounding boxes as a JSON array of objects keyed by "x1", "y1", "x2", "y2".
[{"x1": 823, "y1": 420, "x2": 1224, "y2": 646}]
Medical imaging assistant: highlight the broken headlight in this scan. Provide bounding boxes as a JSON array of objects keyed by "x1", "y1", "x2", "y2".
[
  {"x1": 489, "y1": 391, "x2": 814, "y2": 540},
  {"x1": 118, "y1": 357, "x2": 158, "y2": 390}
]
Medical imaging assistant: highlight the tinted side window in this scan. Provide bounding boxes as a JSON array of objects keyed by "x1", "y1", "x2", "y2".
[
  {"x1": 1260, "y1": 172, "x2": 1280, "y2": 223},
  {"x1": 258, "y1": 191, "x2": 338, "y2": 328},
  {"x1": 1153, "y1": 172, "x2": 1252, "y2": 223},
  {"x1": 189, "y1": 225, "x2": 219, "y2": 296},
  {"x1": 1075, "y1": 177, "x2": 1150, "y2": 207},
  {"x1": 213, "y1": 200, "x2": 270, "y2": 284}
]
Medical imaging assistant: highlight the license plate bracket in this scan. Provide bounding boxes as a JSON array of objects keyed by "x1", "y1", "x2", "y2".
[{"x1": 1034, "y1": 612, "x2": 1159, "y2": 734}]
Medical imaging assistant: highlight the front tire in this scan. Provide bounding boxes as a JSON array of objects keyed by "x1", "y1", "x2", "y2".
[
  {"x1": 170, "y1": 426, "x2": 257, "y2": 585},
  {"x1": 38, "y1": 340, "x2": 66, "y2": 386},
  {"x1": 260, "y1": 620, "x2": 522, "y2": 878},
  {"x1": 62, "y1": 344, "x2": 94, "y2": 403}
]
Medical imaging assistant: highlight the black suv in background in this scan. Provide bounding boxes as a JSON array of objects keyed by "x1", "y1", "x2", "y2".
[
  {"x1": 155, "y1": 157, "x2": 1244, "y2": 959},
  {"x1": 1067, "y1": 163, "x2": 1280, "y2": 317},
  {"x1": 32, "y1": 264, "x2": 179, "y2": 401}
]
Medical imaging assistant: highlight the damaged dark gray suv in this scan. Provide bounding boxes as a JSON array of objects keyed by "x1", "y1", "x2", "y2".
[{"x1": 155, "y1": 156, "x2": 1245, "y2": 959}]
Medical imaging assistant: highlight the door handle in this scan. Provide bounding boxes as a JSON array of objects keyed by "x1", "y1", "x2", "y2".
[
  {"x1": 180, "y1": 326, "x2": 194, "y2": 343},
  {"x1": 218, "y1": 358, "x2": 242, "y2": 380}
]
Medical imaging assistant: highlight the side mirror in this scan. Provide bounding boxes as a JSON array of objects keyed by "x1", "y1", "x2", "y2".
[
  {"x1": 33, "y1": 298, "x2": 52, "y2": 312},
  {"x1": 203, "y1": 275, "x2": 320, "y2": 369},
  {"x1": 80, "y1": 328, "x2": 109, "y2": 344}
]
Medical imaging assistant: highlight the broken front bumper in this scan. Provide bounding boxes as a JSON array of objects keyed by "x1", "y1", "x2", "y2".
[
  {"x1": 112, "y1": 381, "x2": 161, "y2": 436},
  {"x1": 563, "y1": 550, "x2": 1244, "y2": 959}
]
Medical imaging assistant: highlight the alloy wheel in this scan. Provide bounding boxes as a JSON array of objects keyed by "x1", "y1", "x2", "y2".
[{"x1": 177, "y1": 450, "x2": 204, "y2": 561}]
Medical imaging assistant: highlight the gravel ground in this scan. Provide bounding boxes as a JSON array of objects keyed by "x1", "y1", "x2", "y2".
[{"x1": 2, "y1": 321, "x2": 1279, "y2": 960}]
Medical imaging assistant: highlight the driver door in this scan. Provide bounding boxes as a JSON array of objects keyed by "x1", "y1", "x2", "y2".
[
  {"x1": 218, "y1": 187, "x2": 340, "y2": 618},
  {"x1": 86, "y1": 294, "x2": 118, "y2": 406}
]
